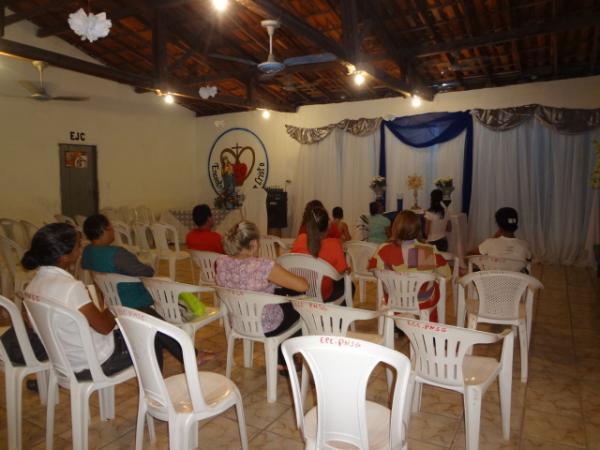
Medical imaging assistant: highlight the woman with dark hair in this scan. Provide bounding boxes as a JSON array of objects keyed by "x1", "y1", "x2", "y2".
[
  {"x1": 367, "y1": 201, "x2": 391, "y2": 244},
  {"x1": 292, "y1": 206, "x2": 350, "y2": 301},
  {"x1": 424, "y1": 189, "x2": 451, "y2": 252},
  {"x1": 368, "y1": 210, "x2": 450, "y2": 321},
  {"x1": 331, "y1": 207, "x2": 351, "y2": 242},
  {"x1": 15, "y1": 223, "x2": 132, "y2": 379},
  {"x1": 297, "y1": 200, "x2": 341, "y2": 239}
]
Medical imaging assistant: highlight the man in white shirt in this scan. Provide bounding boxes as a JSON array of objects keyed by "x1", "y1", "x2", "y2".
[{"x1": 470, "y1": 207, "x2": 532, "y2": 262}]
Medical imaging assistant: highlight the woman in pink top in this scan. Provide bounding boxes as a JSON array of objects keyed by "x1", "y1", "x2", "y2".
[{"x1": 215, "y1": 221, "x2": 308, "y2": 373}]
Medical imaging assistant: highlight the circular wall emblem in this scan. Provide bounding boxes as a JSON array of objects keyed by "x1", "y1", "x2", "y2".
[{"x1": 208, "y1": 127, "x2": 269, "y2": 195}]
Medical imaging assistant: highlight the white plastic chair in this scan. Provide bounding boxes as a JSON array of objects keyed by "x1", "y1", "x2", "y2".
[
  {"x1": 277, "y1": 253, "x2": 353, "y2": 308},
  {"x1": 467, "y1": 254, "x2": 531, "y2": 274},
  {"x1": 24, "y1": 297, "x2": 136, "y2": 450},
  {"x1": 115, "y1": 307, "x2": 248, "y2": 450},
  {"x1": 135, "y1": 205, "x2": 155, "y2": 225},
  {"x1": 19, "y1": 220, "x2": 39, "y2": 247},
  {"x1": 92, "y1": 272, "x2": 143, "y2": 311},
  {"x1": 395, "y1": 318, "x2": 514, "y2": 450},
  {"x1": 344, "y1": 240, "x2": 378, "y2": 304},
  {"x1": 216, "y1": 287, "x2": 302, "y2": 403},
  {"x1": 131, "y1": 222, "x2": 159, "y2": 270},
  {"x1": 457, "y1": 271, "x2": 543, "y2": 383},
  {"x1": 0, "y1": 219, "x2": 28, "y2": 250},
  {"x1": 150, "y1": 223, "x2": 193, "y2": 281},
  {"x1": 74, "y1": 215, "x2": 87, "y2": 227},
  {"x1": 53, "y1": 214, "x2": 78, "y2": 227},
  {"x1": 189, "y1": 250, "x2": 220, "y2": 287},
  {"x1": 375, "y1": 270, "x2": 447, "y2": 338},
  {"x1": 117, "y1": 206, "x2": 136, "y2": 224},
  {"x1": 440, "y1": 251, "x2": 461, "y2": 317},
  {"x1": 258, "y1": 235, "x2": 287, "y2": 260},
  {"x1": 141, "y1": 278, "x2": 223, "y2": 338},
  {"x1": 0, "y1": 295, "x2": 51, "y2": 450},
  {"x1": 281, "y1": 335, "x2": 412, "y2": 450},
  {"x1": 111, "y1": 220, "x2": 145, "y2": 256},
  {"x1": 0, "y1": 236, "x2": 35, "y2": 304}
]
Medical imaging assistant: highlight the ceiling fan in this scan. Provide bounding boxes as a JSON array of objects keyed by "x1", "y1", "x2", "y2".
[
  {"x1": 18, "y1": 60, "x2": 89, "y2": 102},
  {"x1": 209, "y1": 19, "x2": 337, "y2": 76}
]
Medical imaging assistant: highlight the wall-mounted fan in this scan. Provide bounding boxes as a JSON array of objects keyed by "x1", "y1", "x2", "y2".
[
  {"x1": 209, "y1": 19, "x2": 337, "y2": 76},
  {"x1": 18, "y1": 61, "x2": 89, "y2": 102}
]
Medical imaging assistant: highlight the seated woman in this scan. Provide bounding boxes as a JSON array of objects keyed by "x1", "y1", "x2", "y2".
[
  {"x1": 215, "y1": 221, "x2": 308, "y2": 374},
  {"x1": 298, "y1": 200, "x2": 341, "y2": 239},
  {"x1": 469, "y1": 207, "x2": 531, "y2": 262},
  {"x1": 367, "y1": 201, "x2": 391, "y2": 244},
  {"x1": 424, "y1": 189, "x2": 451, "y2": 252},
  {"x1": 11, "y1": 223, "x2": 132, "y2": 379},
  {"x1": 332, "y1": 207, "x2": 352, "y2": 242},
  {"x1": 368, "y1": 210, "x2": 450, "y2": 322},
  {"x1": 291, "y1": 206, "x2": 352, "y2": 302}
]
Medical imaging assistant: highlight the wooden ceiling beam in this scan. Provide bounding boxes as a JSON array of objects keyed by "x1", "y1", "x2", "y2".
[
  {"x1": 403, "y1": 11, "x2": 600, "y2": 57},
  {"x1": 152, "y1": 8, "x2": 168, "y2": 87},
  {"x1": 591, "y1": 26, "x2": 599, "y2": 73},
  {"x1": 4, "y1": 0, "x2": 72, "y2": 26},
  {"x1": 341, "y1": 0, "x2": 359, "y2": 62},
  {"x1": 1, "y1": 1, "x2": 5, "y2": 37}
]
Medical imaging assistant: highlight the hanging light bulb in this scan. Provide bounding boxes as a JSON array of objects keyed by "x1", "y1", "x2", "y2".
[
  {"x1": 411, "y1": 95, "x2": 422, "y2": 108},
  {"x1": 354, "y1": 71, "x2": 366, "y2": 86},
  {"x1": 164, "y1": 93, "x2": 174, "y2": 104},
  {"x1": 212, "y1": 0, "x2": 229, "y2": 11},
  {"x1": 261, "y1": 109, "x2": 271, "y2": 119}
]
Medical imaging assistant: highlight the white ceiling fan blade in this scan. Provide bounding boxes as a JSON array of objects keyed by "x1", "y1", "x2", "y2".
[
  {"x1": 51, "y1": 96, "x2": 90, "y2": 101},
  {"x1": 208, "y1": 53, "x2": 257, "y2": 66},
  {"x1": 18, "y1": 80, "x2": 44, "y2": 95},
  {"x1": 283, "y1": 53, "x2": 337, "y2": 67}
]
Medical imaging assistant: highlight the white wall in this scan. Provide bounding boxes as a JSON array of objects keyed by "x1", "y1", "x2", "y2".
[{"x1": 0, "y1": 19, "x2": 197, "y2": 225}]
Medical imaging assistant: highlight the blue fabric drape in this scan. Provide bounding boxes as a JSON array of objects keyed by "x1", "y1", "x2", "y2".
[{"x1": 380, "y1": 111, "x2": 474, "y2": 213}]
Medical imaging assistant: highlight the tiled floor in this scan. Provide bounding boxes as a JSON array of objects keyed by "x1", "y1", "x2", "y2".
[{"x1": 1, "y1": 261, "x2": 598, "y2": 449}]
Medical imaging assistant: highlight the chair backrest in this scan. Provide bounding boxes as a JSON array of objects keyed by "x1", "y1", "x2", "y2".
[
  {"x1": 19, "y1": 220, "x2": 39, "y2": 247},
  {"x1": 74, "y1": 215, "x2": 87, "y2": 227},
  {"x1": 439, "y1": 251, "x2": 460, "y2": 282},
  {"x1": 0, "y1": 294, "x2": 46, "y2": 368},
  {"x1": 277, "y1": 253, "x2": 341, "y2": 302},
  {"x1": 216, "y1": 287, "x2": 292, "y2": 338},
  {"x1": 135, "y1": 205, "x2": 155, "y2": 225},
  {"x1": 258, "y1": 235, "x2": 287, "y2": 260},
  {"x1": 394, "y1": 318, "x2": 502, "y2": 388},
  {"x1": 0, "y1": 218, "x2": 28, "y2": 249},
  {"x1": 117, "y1": 206, "x2": 136, "y2": 224},
  {"x1": 190, "y1": 250, "x2": 220, "y2": 286},
  {"x1": 374, "y1": 270, "x2": 437, "y2": 315},
  {"x1": 92, "y1": 272, "x2": 142, "y2": 310},
  {"x1": 282, "y1": 335, "x2": 411, "y2": 449},
  {"x1": 142, "y1": 278, "x2": 204, "y2": 325},
  {"x1": 291, "y1": 298, "x2": 379, "y2": 336},
  {"x1": 100, "y1": 208, "x2": 119, "y2": 222},
  {"x1": 111, "y1": 220, "x2": 134, "y2": 247},
  {"x1": 151, "y1": 223, "x2": 181, "y2": 252},
  {"x1": 459, "y1": 271, "x2": 543, "y2": 321},
  {"x1": 115, "y1": 307, "x2": 211, "y2": 418},
  {"x1": 0, "y1": 235, "x2": 25, "y2": 277},
  {"x1": 132, "y1": 222, "x2": 155, "y2": 251},
  {"x1": 467, "y1": 255, "x2": 529, "y2": 273},
  {"x1": 54, "y1": 214, "x2": 78, "y2": 227},
  {"x1": 344, "y1": 241, "x2": 378, "y2": 275},
  {"x1": 24, "y1": 296, "x2": 107, "y2": 384}
]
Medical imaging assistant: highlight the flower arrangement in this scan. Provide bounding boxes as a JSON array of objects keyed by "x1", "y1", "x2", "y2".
[
  {"x1": 591, "y1": 141, "x2": 600, "y2": 189},
  {"x1": 407, "y1": 174, "x2": 424, "y2": 190},
  {"x1": 434, "y1": 177, "x2": 454, "y2": 190},
  {"x1": 370, "y1": 176, "x2": 386, "y2": 190}
]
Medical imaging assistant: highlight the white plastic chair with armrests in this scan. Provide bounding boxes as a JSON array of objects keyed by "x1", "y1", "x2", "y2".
[
  {"x1": 344, "y1": 240, "x2": 378, "y2": 304},
  {"x1": 0, "y1": 236, "x2": 35, "y2": 305},
  {"x1": 281, "y1": 335, "x2": 412, "y2": 450},
  {"x1": 115, "y1": 307, "x2": 248, "y2": 450},
  {"x1": 53, "y1": 214, "x2": 78, "y2": 227},
  {"x1": 375, "y1": 270, "x2": 447, "y2": 339},
  {"x1": 24, "y1": 297, "x2": 136, "y2": 450},
  {"x1": 0, "y1": 295, "x2": 51, "y2": 450},
  {"x1": 258, "y1": 235, "x2": 287, "y2": 260},
  {"x1": 19, "y1": 220, "x2": 39, "y2": 248},
  {"x1": 135, "y1": 205, "x2": 155, "y2": 225},
  {"x1": 395, "y1": 318, "x2": 514, "y2": 450},
  {"x1": 440, "y1": 251, "x2": 461, "y2": 318},
  {"x1": 277, "y1": 253, "x2": 353, "y2": 308},
  {"x1": 189, "y1": 250, "x2": 222, "y2": 322},
  {"x1": 131, "y1": 222, "x2": 158, "y2": 271},
  {"x1": 111, "y1": 220, "x2": 139, "y2": 252},
  {"x1": 150, "y1": 223, "x2": 193, "y2": 281},
  {"x1": 92, "y1": 272, "x2": 143, "y2": 312},
  {"x1": 0, "y1": 219, "x2": 28, "y2": 249},
  {"x1": 467, "y1": 254, "x2": 531, "y2": 274},
  {"x1": 74, "y1": 215, "x2": 87, "y2": 227},
  {"x1": 458, "y1": 270, "x2": 543, "y2": 382},
  {"x1": 216, "y1": 287, "x2": 302, "y2": 403},
  {"x1": 141, "y1": 278, "x2": 223, "y2": 338}
]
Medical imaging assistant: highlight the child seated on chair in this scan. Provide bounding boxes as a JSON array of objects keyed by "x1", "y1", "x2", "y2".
[
  {"x1": 331, "y1": 206, "x2": 352, "y2": 242},
  {"x1": 186, "y1": 204, "x2": 224, "y2": 253},
  {"x1": 367, "y1": 201, "x2": 391, "y2": 244}
]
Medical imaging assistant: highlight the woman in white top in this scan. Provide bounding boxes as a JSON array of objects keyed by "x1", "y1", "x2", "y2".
[
  {"x1": 20, "y1": 223, "x2": 132, "y2": 379},
  {"x1": 424, "y1": 189, "x2": 451, "y2": 252}
]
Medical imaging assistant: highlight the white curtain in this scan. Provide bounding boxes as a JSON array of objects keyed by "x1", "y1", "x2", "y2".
[
  {"x1": 384, "y1": 128, "x2": 465, "y2": 212},
  {"x1": 468, "y1": 119, "x2": 600, "y2": 265},
  {"x1": 290, "y1": 130, "x2": 379, "y2": 234}
]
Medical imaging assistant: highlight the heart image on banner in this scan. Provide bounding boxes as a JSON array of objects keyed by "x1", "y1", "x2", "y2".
[
  {"x1": 233, "y1": 162, "x2": 248, "y2": 185},
  {"x1": 221, "y1": 144, "x2": 255, "y2": 187}
]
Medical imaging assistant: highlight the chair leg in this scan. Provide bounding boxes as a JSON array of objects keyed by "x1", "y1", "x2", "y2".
[
  {"x1": 99, "y1": 386, "x2": 115, "y2": 420},
  {"x1": 265, "y1": 341, "x2": 278, "y2": 403},
  {"x1": 168, "y1": 417, "x2": 184, "y2": 450},
  {"x1": 235, "y1": 397, "x2": 249, "y2": 450},
  {"x1": 411, "y1": 381, "x2": 422, "y2": 413},
  {"x1": 300, "y1": 364, "x2": 310, "y2": 405},
  {"x1": 45, "y1": 373, "x2": 58, "y2": 450},
  {"x1": 168, "y1": 257, "x2": 176, "y2": 281},
  {"x1": 359, "y1": 279, "x2": 365, "y2": 304},
  {"x1": 499, "y1": 368, "x2": 512, "y2": 440},
  {"x1": 188, "y1": 422, "x2": 198, "y2": 450},
  {"x1": 70, "y1": 387, "x2": 88, "y2": 450},
  {"x1": 463, "y1": 387, "x2": 483, "y2": 450},
  {"x1": 518, "y1": 321, "x2": 528, "y2": 383},
  {"x1": 5, "y1": 369, "x2": 20, "y2": 450},
  {"x1": 225, "y1": 335, "x2": 235, "y2": 378},
  {"x1": 36, "y1": 370, "x2": 49, "y2": 406},
  {"x1": 243, "y1": 340, "x2": 254, "y2": 368},
  {"x1": 135, "y1": 400, "x2": 146, "y2": 450}
]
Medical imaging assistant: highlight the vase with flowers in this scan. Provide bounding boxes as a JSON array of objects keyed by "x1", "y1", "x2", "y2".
[
  {"x1": 407, "y1": 174, "x2": 424, "y2": 209},
  {"x1": 370, "y1": 176, "x2": 386, "y2": 201},
  {"x1": 434, "y1": 177, "x2": 455, "y2": 207}
]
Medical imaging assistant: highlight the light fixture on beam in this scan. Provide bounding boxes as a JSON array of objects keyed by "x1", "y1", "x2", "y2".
[
  {"x1": 354, "y1": 71, "x2": 366, "y2": 86},
  {"x1": 411, "y1": 94, "x2": 422, "y2": 108},
  {"x1": 164, "y1": 93, "x2": 175, "y2": 104},
  {"x1": 212, "y1": 0, "x2": 229, "y2": 12},
  {"x1": 261, "y1": 109, "x2": 271, "y2": 119}
]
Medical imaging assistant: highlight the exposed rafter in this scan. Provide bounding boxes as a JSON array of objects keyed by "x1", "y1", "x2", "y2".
[{"x1": 5, "y1": 0, "x2": 72, "y2": 26}]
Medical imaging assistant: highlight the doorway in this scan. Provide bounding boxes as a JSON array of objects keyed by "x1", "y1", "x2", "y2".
[{"x1": 58, "y1": 144, "x2": 99, "y2": 218}]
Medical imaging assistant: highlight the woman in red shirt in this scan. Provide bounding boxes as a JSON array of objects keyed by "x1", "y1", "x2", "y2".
[
  {"x1": 292, "y1": 206, "x2": 352, "y2": 301},
  {"x1": 297, "y1": 200, "x2": 341, "y2": 239}
]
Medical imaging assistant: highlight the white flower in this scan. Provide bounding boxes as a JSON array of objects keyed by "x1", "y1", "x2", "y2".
[
  {"x1": 199, "y1": 86, "x2": 218, "y2": 99},
  {"x1": 68, "y1": 8, "x2": 112, "y2": 43}
]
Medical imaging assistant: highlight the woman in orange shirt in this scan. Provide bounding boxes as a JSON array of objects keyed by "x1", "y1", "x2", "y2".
[{"x1": 292, "y1": 206, "x2": 352, "y2": 301}]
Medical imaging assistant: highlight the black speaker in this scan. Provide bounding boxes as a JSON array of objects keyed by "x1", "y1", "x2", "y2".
[{"x1": 266, "y1": 189, "x2": 287, "y2": 228}]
